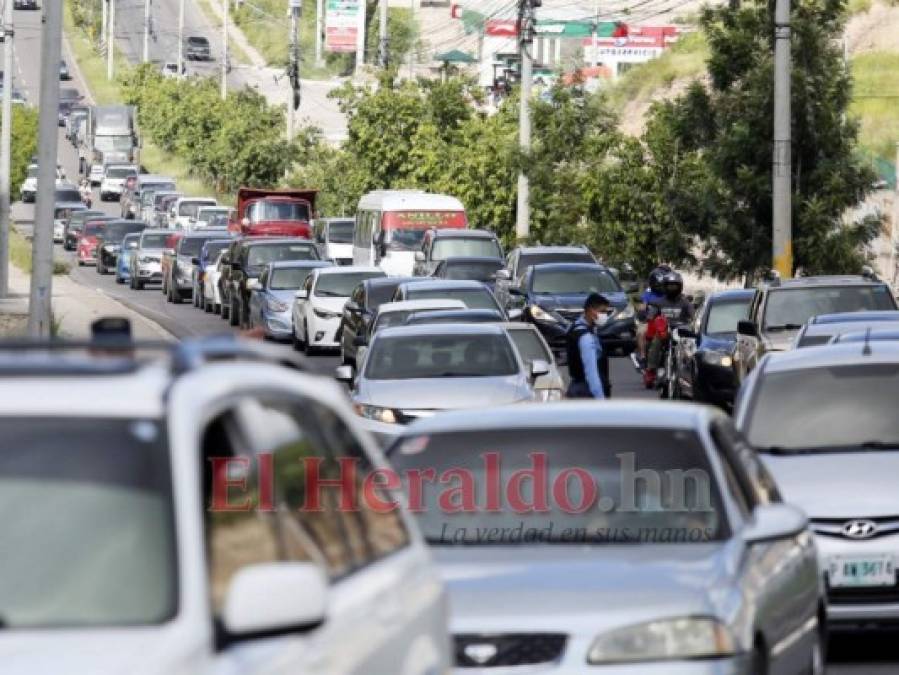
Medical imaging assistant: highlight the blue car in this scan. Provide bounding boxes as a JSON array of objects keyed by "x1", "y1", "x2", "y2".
[
  {"x1": 672, "y1": 288, "x2": 754, "y2": 406},
  {"x1": 508, "y1": 262, "x2": 636, "y2": 358},
  {"x1": 248, "y1": 260, "x2": 334, "y2": 340},
  {"x1": 194, "y1": 237, "x2": 233, "y2": 310},
  {"x1": 115, "y1": 233, "x2": 141, "y2": 284}
]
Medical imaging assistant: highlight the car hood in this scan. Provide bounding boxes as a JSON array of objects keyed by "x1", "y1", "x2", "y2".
[
  {"x1": 762, "y1": 451, "x2": 899, "y2": 518},
  {"x1": 270, "y1": 289, "x2": 298, "y2": 304},
  {"x1": 760, "y1": 330, "x2": 797, "y2": 352},
  {"x1": 357, "y1": 375, "x2": 531, "y2": 410},
  {"x1": 534, "y1": 291, "x2": 628, "y2": 312},
  {"x1": 0, "y1": 629, "x2": 202, "y2": 675},
  {"x1": 699, "y1": 333, "x2": 737, "y2": 353},
  {"x1": 311, "y1": 296, "x2": 348, "y2": 313},
  {"x1": 435, "y1": 544, "x2": 734, "y2": 634}
]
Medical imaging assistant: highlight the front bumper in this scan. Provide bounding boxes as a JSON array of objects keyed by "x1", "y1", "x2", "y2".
[
  {"x1": 352, "y1": 415, "x2": 404, "y2": 448},
  {"x1": 309, "y1": 314, "x2": 342, "y2": 348},
  {"x1": 450, "y1": 657, "x2": 750, "y2": 675},
  {"x1": 136, "y1": 261, "x2": 162, "y2": 279},
  {"x1": 78, "y1": 248, "x2": 98, "y2": 264},
  {"x1": 262, "y1": 309, "x2": 293, "y2": 339},
  {"x1": 694, "y1": 361, "x2": 738, "y2": 405}
]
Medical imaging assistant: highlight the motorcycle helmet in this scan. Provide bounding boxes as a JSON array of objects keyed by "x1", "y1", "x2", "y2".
[
  {"x1": 648, "y1": 264, "x2": 672, "y2": 295},
  {"x1": 661, "y1": 271, "x2": 683, "y2": 300}
]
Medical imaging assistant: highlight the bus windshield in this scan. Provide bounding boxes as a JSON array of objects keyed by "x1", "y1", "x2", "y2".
[{"x1": 382, "y1": 211, "x2": 467, "y2": 252}]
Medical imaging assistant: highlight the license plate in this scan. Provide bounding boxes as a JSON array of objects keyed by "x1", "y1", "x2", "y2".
[{"x1": 829, "y1": 555, "x2": 895, "y2": 587}]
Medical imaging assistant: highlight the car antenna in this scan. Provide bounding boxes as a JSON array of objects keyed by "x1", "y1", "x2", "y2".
[{"x1": 862, "y1": 326, "x2": 872, "y2": 356}]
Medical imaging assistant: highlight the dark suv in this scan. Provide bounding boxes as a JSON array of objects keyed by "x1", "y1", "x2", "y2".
[
  {"x1": 184, "y1": 36, "x2": 211, "y2": 61},
  {"x1": 494, "y1": 245, "x2": 596, "y2": 310},
  {"x1": 413, "y1": 228, "x2": 503, "y2": 276},
  {"x1": 165, "y1": 229, "x2": 230, "y2": 304},
  {"x1": 734, "y1": 272, "x2": 898, "y2": 383},
  {"x1": 95, "y1": 220, "x2": 148, "y2": 275},
  {"x1": 224, "y1": 238, "x2": 321, "y2": 328}
]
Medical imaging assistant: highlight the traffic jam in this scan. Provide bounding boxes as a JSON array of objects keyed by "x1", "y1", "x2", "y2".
[{"x1": 8, "y1": 106, "x2": 899, "y2": 674}]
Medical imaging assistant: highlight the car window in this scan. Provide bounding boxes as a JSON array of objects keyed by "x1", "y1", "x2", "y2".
[
  {"x1": 530, "y1": 268, "x2": 619, "y2": 294},
  {"x1": 763, "y1": 286, "x2": 896, "y2": 329},
  {"x1": 443, "y1": 259, "x2": 504, "y2": 282},
  {"x1": 431, "y1": 237, "x2": 502, "y2": 261},
  {"x1": 366, "y1": 333, "x2": 519, "y2": 380},
  {"x1": 405, "y1": 287, "x2": 500, "y2": 311},
  {"x1": 507, "y1": 329, "x2": 551, "y2": 364},
  {"x1": 247, "y1": 244, "x2": 317, "y2": 268}
]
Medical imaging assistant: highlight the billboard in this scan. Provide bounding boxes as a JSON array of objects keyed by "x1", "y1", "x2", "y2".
[{"x1": 326, "y1": 0, "x2": 365, "y2": 53}]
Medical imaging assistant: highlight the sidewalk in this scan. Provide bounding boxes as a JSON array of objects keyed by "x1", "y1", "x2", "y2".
[{"x1": 1, "y1": 263, "x2": 173, "y2": 341}]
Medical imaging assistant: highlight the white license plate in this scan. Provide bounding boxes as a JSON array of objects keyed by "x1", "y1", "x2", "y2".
[{"x1": 829, "y1": 555, "x2": 895, "y2": 587}]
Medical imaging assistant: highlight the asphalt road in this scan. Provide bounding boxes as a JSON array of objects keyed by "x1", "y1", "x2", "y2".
[{"x1": 7, "y1": 6, "x2": 899, "y2": 671}]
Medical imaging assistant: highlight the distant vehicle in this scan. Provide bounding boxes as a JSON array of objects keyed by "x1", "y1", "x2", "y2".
[
  {"x1": 11, "y1": 88, "x2": 26, "y2": 106},
  {"x1": 792, "y1": 310, "x2": 899, "y2": 347},
  {"x1": 76, "y1": 217, "x2": 110, "y2": 266},
  {"x1": 354, "y1": 190, "x2": 467, "y2": 276},
  {"x1": 338, "y1": 276, "x2": 418, "y2": 367},
  {"x1": 368, "y1": 299, "x2": 467, "y2": 339},
  {"x1": 59, "y1": 60, "x2": 70, "y2": 80},
  {"x1": 123, "y1": 174, "x2": 176, "y2": 219},
  {"x1": 430, "y1": 255, "x2": 504, "y2": 290},
  {"x1": 88, "y1": 163, "x2": 105, "y2": 186},
  {"x1": 389, "y1": 402, "x2": 823, "y2": 673},
  {"x1": 88, "y1": 105, "x2": 139, "y2": 171},
  {"x1": 184, "y1": 35, "x2": 212, "y2": 60},
  {"x1": 129, "y1": 229, "x2": 170, "y2": 288},
  {"x1": 392, "y1": 279, "x2": 506, "y2": 316},
  {"x1": 54, "y1": 183, "x2": 82, "y2": 204},
  {"x1": 229, "y1": 188, "x2": 317, "y2": 238},
  {"x1": 247, "y1": 260, "x2": 334, "y2": 339},
  {"x1": 292, "y1": 266, "x2": 386, "y2": 354},
  {"x1": 202, "y1": 250, "x2": 228, "y2": 315},
  {"x1": 99, "y1": 164, "x2": 138, "y2": 202},
  {"x1": 501, "y1": 322, "x2": 565, "y2": 401},
  {"x1": 160, "y1": 62, "x2": 181, "y2": 78},
  {"x1": 53, "y1": 202, "x2": 87, "y2": 243},
  {"x1": 402, "y1": 307, "x2": 505, "y2": 327},
  {"x1": 13, "y1": 0, "x2": 39, "y2": 8},
  {"x1": 313, "y1": 217, "x2": 355, "y2": 265},
  {"x1": 64, "y1": 209, "x2": 106, "y2": 251},
  {"x1": 193, "y1": 238, "x2": 235, "y2": 311},
  {"x1": 95, "y1": 220, "x2": 148, "y2": 275},
  {"x1": 494, "y1": 244, "x2": 597, "y2": 309},
  {"x1": 169, "y1": 197, "x2": 217, "y2": 230},
  {"x1": 144, "y1": 191, "x2": 182, "y2": 227},
  {"x1": 413, "y1": 228, "x2": 502, "y2": 276},
  {"x1": 19, "y1": 164, "x2": 66, "y2": 203},
  {"x1": 164, "y1": 229, "x2": 230, "y2": 304},
  {"x1": 115, "y1": 232, "x2": 141, "y2": 284},
  {"x1": 194, "y1": 205, "x2": 233, "y2": 229}
]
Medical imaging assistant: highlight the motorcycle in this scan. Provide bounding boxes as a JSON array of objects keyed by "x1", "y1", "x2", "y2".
[{"x1": 631, "y1": 313, "x2": 684, "y2": 400}]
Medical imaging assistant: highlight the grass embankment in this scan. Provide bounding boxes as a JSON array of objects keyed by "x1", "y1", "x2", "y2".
[
  {"x1": 193, "y1": 0, "x2": 255, "y2": 66},
  {"x1": 63, "y1": 1, "x2": 231, "y2": 200},
  {"x1": 851, "y1": 51, "x2": 899, "y2": 162},
  {"x1": 604, "y1": 32, "x2": 709, "y2": 115},
  {"x1": 11, "y1": 228, "x2": 70, "y2": 275}
]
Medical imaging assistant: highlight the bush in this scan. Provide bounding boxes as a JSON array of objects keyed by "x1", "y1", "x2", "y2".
[{"x1": 4, "y1": 106, "x2": 39, "y2": 202}]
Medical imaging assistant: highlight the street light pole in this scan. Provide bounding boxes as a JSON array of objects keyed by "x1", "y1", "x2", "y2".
[
  {"x1": 0, "y1": 0, "x2": 15, "y2": 297},
  {"x1": 378, "y1": 0, "x2": 388, "y2": 68},
  {"x1": 221, "y1": 0, "x2": 228, "y2": 99},
  {"x1": 287, "y1": 0, "x2": 301, "y2": 140},
  {"x1": 107, "y1": 0, "x2": 115, "y2": 79},
  {"x1": 515, "y1": 0, "x2": 537, "y2": 243},
  {"x1": 772, "y1": 0, "x2": 792, "y2": 277},
  {"x1": 143, "y1": 0, "x2": 150, "y2": 62},
  {"x1": 177, "y1": 0, "x2": 185, "y2": 76}
]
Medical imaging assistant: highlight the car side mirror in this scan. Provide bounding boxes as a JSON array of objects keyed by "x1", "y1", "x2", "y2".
[
  {"x1": 530, "y1": 359, "x2": 550, "y2": 379},
  {"x1": 353, "y1": 334, "x2": 367, "y2": 348},
  {"x1": 507, "y1": 308, "x2": 523, "y2": 321},
  {"x1": 742, "y1": 503, "x2": 808, "y2": 545},
  {"x1": 414, "y1": 251, "x2": 426, "y2": 263},
  {"x1": 191, "y1": 257, "x2": 200, "y2": 265},
  {"x1": 676, "y1": 327, "x2": 698, "y2": 341},
  {"x1": 737, "y1": 320, "x2": 759, "y2": 338},
  {"x1": 222, "y1": 562, "x2": 327, "y2": 638},
  {"x1": 495, "y1": 269, "x2": 511, "y2": 282},
  {"x1": 295, "y1": 289, "x2": 308, "y2": 299},
  {"x1": 335, "y1": 365, "x2": 354, "y2": 383}
]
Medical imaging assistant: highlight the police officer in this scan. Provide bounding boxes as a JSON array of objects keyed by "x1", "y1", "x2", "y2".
[{"x1": 566, "y1": 293, "x2": 610, "y2": 399}]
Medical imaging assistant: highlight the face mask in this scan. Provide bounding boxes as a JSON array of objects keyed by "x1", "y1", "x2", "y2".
[{"x1": 593, "y1": 311, "x2": 609, "y2": 326}]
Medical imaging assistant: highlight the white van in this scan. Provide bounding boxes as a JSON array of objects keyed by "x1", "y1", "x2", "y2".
[
  {"x1": 314, "y1": 217, "x2": 356, "y2": 265},
  {"x1": 353, "y1": 190, "x2": 467, "y2": 276},
  {"x1": 170, "y1": 197, "x2": 218, "y2": 230}
]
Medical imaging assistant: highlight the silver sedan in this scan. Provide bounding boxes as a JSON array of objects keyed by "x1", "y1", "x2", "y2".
[{"x1": 387, "y1": 401, "x2": 824, "y2": 674}]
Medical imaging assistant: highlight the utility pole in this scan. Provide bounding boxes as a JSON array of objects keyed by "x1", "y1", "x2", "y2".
[
  {"x1": 772, "y1": 0, "x2": 792, "y2": 277},
  {"x1": 177, "y1": 0, "x2": 185, "y2": 76},
  {"x1": 315, "y1": 0, "x2": 324, "y2": 67},
  {"x1": 0, "y1": 0, "x2": 14, "y2": 298},
  {"x1": 378, "y1": 0, "x2": 388, "y2": 69},
  {"x1": 515, "y1": 0, "x2": 537, "y2": 243},
  {"x1": 101, "y1": 0, "x2": 108, "y2": 52},
  {"x1": 407, "y1": 0, "x2": 415, "y2": 79},
  {"x1": 287, "y1": 0, "x2": 301, "y2": 140},
  {"x1": 143, "y1": 0, "x2": 150, "y2": 62},
  {"x1": 221, "y1": 0, "x2": 228, "y2": 99},
  {"x1": 590, "y1": 0, "x2": 598, "y2": 66},
  {"x1": 30, "y1": 0, "x2": 63, "y2": 337},
  {"x1": 107, "y1": 0, "x2": 115, "y2": 80}
]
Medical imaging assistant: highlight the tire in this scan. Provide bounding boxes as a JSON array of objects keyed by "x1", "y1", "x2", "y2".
[
  {"x1": 116, "y1": 275, "x2": 124, "y2": 285},
  {"x1": 303, "y1": 320, "x2": 314, "y2": 355},
  {"x1": 228, "y1": 297, "x2": 240, "y2": 327},
  {"x1": 292, "y1": 326, "x2": 303, "y2": 351},
  {"x1": 214, "y1": 302, "x2": 221, "y2": 315},
  {"x1": 221, "y1": 298, "x2": 230, "y2": 321},
  {"x1": 78, "y1": 259, "x2": 84, "y2": 267},
  {"x1": 204, "y1": 297, "x2": 213, "y2": 313},
  {"x1": 193, "y1": 286, "x2": 200, "y2": 308},
  {"x1": 171, "y1": 283, "x2": 182, "y2": 304}
]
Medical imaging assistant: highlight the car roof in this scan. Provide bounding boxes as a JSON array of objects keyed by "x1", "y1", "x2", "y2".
[
  {"x1": 407, "y1": 309, "x2": 503, "y2": 322},
  {"x1": 528, "y1": 262, "x2": 606, "y2": 273},
  {"x1": 267, "y1": 260, "x2": 333, "y2": 269},
  {"x1": 377, "y1": 299, "x2": 467, "y2": 314},
  {"x1": 54, "y1": 201, "x2": 86, "y2": 209},
  {"x1": 399, "y1": 401, "x2": 719, "y2": 435},
  {"x1": 356, "y1": 190, "x2": 464, "y2": 212},
  {"x1": 399, "y1": 279, "x2": 489, "y2": 291},
  {"x1": 763, "y1": 275, "x2": 888, "y2": 289},
  {"x1": 366, "y1": 276, "x2": 416, "y2": 288},
  {"x1": 801, "y1": 320, "x2": 899, "y2": 337},
  {"x1": 431, "y1": 229, "x2": 496, "y2": 239},
  {"x1": 240, "y1": 237, "x2": 315, "y2": 247},
  {"x1": 761, "y1": 340, "x2": 899, "y2": 373},
  {"x1": 314, "y1": 266, "x2": 383, "y2": 276},
  {"x1": 515, "y1": 245, "x2": 593, "y2": 255},
  {"x1": 837, "y1": 328, "x2": 899, "y2": 343},
  {"x1": 708, "y1": 289, "x2": 756, "y2": 302},
  {"x1": 175, "y1": 196, "x2": 217, "y2": 204},
  {"x1": 810, "y1": 310, "x2": 899, "y2": 324},
  {"x1": 440, "y1": 256, "x2": 503, "y2": 264},
  {"x1": 377, "y1": 323, "x2": 508, "y2": 339}
]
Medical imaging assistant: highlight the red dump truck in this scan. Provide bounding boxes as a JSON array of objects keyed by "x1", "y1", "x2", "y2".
[{"x1": 229, "y1": 188, "x2": 317, "y2": 238}]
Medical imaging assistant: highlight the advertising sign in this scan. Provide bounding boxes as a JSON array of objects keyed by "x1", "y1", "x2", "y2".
[{"x1": 326, "y1": 0, "x2": 364, "y2": 53}]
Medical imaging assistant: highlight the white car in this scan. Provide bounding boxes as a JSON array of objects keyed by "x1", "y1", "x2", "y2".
[
  {"x1": 161, "y1": 61, "x2": 181, "y2": 78},
  {"x1": 203, "y1": 250, "x2": 227, "y2": 314},
  {"x1": 195, "y1": 205, "x2": 233, "y2": 229},
  {"x1": 169, "y1": 196, "x2": 218, "y2": 230},
  {"x1": 20, "y1": 164, "x2": 66, "y2": 203},
  {"x1": 53, "y1": 202, "x2": 86, "y2": 244},
  {"x1": 0, "y1": 339, "x2": 450, "y2": 675},
  {"x1": 293, "y1": 266, "x2": 386, "y2": 354},
  {"x1": 99, "y1": 164, "x2": 137, "y2": 201},
  {"x1": 88, "y1": 163, "x2": 105, "y2": 186}
]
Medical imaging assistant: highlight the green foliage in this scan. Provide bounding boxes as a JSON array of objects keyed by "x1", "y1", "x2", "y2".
[
  {"x1": 365, "y1": 7, "x2": 416, "y2": 70},
  {"x1": 4, "y1": 106, "x2": 39, "y2": 202},
  {"x1": 121, "y1": 65, "x2": 292, "y2": 194},
  {"x1": 851, "y1": 51, "x2": 899, "y2": 162},
  {"x1": 643, "y1": 0, "x2": 877, "y2": 279}
]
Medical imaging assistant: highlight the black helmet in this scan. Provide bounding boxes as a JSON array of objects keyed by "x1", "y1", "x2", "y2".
[
  {"x1": 661, "y1": 271, "x2": 683, "y2": 300},
  {"x1": 648, "y1": 265, "x2": 672, "y2": 295}
]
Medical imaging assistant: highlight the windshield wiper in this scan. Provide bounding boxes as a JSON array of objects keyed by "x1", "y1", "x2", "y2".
[
  {"x1": 764, "y1": 323, "x2": 803, "y2": 331},
  {"x1": 859, "y1": 441, "x2": 899, "y2": 450},
  {"x1": 758, "y1": 442, "x2": 899, "y2": 455}
]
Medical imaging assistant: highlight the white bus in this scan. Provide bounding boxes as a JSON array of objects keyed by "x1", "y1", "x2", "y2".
[{"x1": 353, "y1": 190, "x2": 467, "y2": 276}]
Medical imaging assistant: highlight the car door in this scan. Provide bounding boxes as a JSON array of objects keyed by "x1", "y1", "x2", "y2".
[
  {"x1": 298, "y1": 273, "x2": 315, "y2": 339},
  {"x1": 342, "y1": 284, "x2": 365, "y2": 350},
  {"x1": 249, "y1": 268, "x2": 268, "y2": 327},
  {"x1": 678, "y1": 301, "x2": 706, "y2": 397}
]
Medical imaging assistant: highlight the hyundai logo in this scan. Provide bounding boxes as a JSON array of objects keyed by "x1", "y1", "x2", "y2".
[
  {"x1": 842, "y1": 519, "x2": 878, "y2": 539},
  {"x1": 463, "y1": 643, "x2": 498, "y2": 665}
]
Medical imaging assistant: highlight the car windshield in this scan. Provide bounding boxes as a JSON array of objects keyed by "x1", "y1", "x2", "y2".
[
  {"x1": 27, "y1": 166, "x2": 37, "y2": 178},
  {"x1": 368, "y1": 282, "x2": 403, "y2": 309},
  {"x1": 104, "y1": 223, "x2": 146, "y2": 242},
  {"x1": 141, "y1": 234, "x2": 169, "y2": 249},
  {"x1": 366, "y1": 333, "x2": 518, "y2": 380},
  {"x1": 198, "y1": 209, "x2": 230, "y2": 225},
  {"x1": 122, "y1": 235, "x2": 140, "y2": 249},
  {"x1": 518, "y1": 252, "x2": 595, "y2": 279},
  {"x1": 315, "y1": 272, "x2": 383, "y2": 298},
  {"x1": 327, "y1": 220, "x2": 354, "y2": 243},
  {"x1": 763, "y1": 286, "x2": 896, "y2": 330},
  {"x1": 442, "y1": 259, "x2": 504, "y2": 281},
  {"x1": 55, "y1": 189, "x2": 81, "y2": 202},
  {"x1": 247, "y1": 244, "x2": 317, "y2": 268},
  {"x1": 178, "y1": 201, "x2": 216, "y2": 218},
  {"x1": 744, "y1": 364, "x2": 899, "y2": 451},
  {"x1": 179, "y1": 237, "x2": 213, "y2": 257},
  {"x1": 271, "y1": 267, "x2": 320, "y2": 290},
  {"x1": 406, "y1": 287, "x2": 499, "y2": 311},
  {"x1": 83, "y1": 222, "x2": 108, "y2": 237},
  {"x1": 531, "y1": 268, "x2": 620, "y2": 295},
  {"x1": 705, "y1": 299, "x2": 751, "y2": 334},
  {"x1": 106, "y1": 167, "x2": 135, "y2": 179},
  {"x1": 54, "y1": 207, "x2": 81, "y2": 220},
  {"x1": 94, "y1": 136, "x2": 133, "y2": 152},
  {"x1": 508, "y1": 329, "x2": 550, "y2": 364},
  {"x1": 432, "y1": 237, "x2": 502, "y2": 261},
  {"x1": 246, "y1": 200, "x2": 310, "y2": 223},
  {"x1": 188, "y1": 37, "x2": 208, "y2": 45},
  {"x1": 389, "y1": 428, "x2": 727, "y2": 545},
  {"x1": 0, "y1": 417, "x2": 176, "y2": 627},
  {"x1": 201, "y1": 241, "x2": 231, "y2": 261}
]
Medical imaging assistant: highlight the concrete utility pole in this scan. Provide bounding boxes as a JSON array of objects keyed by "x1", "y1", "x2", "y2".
[
  {"x1": 107, "y1": 0, "x2": 115, "y2": 80},
  {"x1": 315, "y1": 0, "x2": 324, "y2": 66},
  {"x1": 407, "y1": 0, "x2": 415, "y2": 79},
  {"x1": 772, "y1": 0, "x2": 792, "y2": 277},
  {"x1": 287, "y1": 0, "x2": 301, "y2": 140},
  {"x1": 101, "y1": 0, "x2": 108, "y2": 51},
  {"x1": 378, "y1": 0, "x2": 388, "y2": 68},
  {"x1": 30, "y1": 0, "x2": 63, "y2": 337},
  {"x1": 515, "y1": 0, "x2": 537, "y2": 242},
  {"x1": 221, "y1": 0, "x2": 228, "y2": 99},
  {"x1": 0, "y1": 0, "x2": 14, "y2": 297},
  {"x1": 177, "y1": 0, "x2": 185, "y2": 76},
  {"x1": 143, "y1": 0, "x2": 150, "y2": 62}
]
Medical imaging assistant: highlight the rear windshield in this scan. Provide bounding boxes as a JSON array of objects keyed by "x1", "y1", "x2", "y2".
[
  {"x1": 104, "y1": 223, "x2": 147, "y2": 242},
  {"x1": 705, "y1": 299, "x2": 751, "y2": 335},
  {"x1": 327, "y1": 220, "x2": 354, "y2": 243},
  {"x1": 141, "y1": 234, "x2": 169, "y2": 249},
  {"x1": 508, "y1": 329, "x2": 550, "y2": 364},
  {"x1": 366, "y1": 333, "x2": 519, "y2": 380},
  {"x1": 201, "y1": 240, "x2": 231, "y2": 261},
  {"x1": 55, "y1": 189, "x2": 81, "y2": 202},
  {"x1": 405, "y1": 287, "x2": 499, "y2": 311},
  {"x1": 432, "y1": 237, "x2": 502, "y2": 261},
  {"x1": 518, "y1": 252, "x2": 595, "y2": 280},
  {"x1": 246, "y1": 200, "x2": 310, "y2": 223},
  {"x1": 763, "y1": 286, "x2": 897, "y2": 330},
  {"x1": 531, "y1": 268, "x2": 619, "y2": 295},
  {"x1": 179, "y1": 237, "x2": 213, "y2": 257},
  {"x1": 271, "y1": 267, "x2": 320, "y2": 290},
  {"x1": 106, "y1": 167, "x2": 136, "y2": 179},
  {"x1": 247, "y1": 244, "x2": 318, "y2": 268},
  {"x1": 178, "y1": 201, "x2": 216, "y2": 219},
  {"x1": 442, "y1": 259, "x2": 503, "y2": 282},
  {"x1": 83, "y1": 222, "x2": 108, "y2": 237}
]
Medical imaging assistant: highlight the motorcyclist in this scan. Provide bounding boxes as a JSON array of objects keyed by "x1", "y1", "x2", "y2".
[
  {"x1": 645, "y1": 270, "x2": 694, "y2": 381},
  {"x1": 632, "y1": 264, "x2": 671, "y2": 369}
]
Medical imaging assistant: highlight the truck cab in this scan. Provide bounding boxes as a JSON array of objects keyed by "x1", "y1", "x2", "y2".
[{"x1": 229, "y1": 188, "x2": 317, "y2": 239}]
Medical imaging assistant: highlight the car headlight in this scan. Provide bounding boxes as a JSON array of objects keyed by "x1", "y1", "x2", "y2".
[
  {"x1": 535, "y1": 388, "x2": 563, "y2": 402},
  {"x1": 614, "y1": 304, "x2": 635, "y2": 320},
  {"x1": 265, "y1": 297, "x2": 289, "y2": 313},
  {"x1": 703, "y1": 351, "x2": 733, "y2": 368},
  {"x1": 529, "y1": 305, "x2": 556, "y2": 322},
  {"x1": 314, "y1": 307, "x2": 341, "y2": 319},
  {"x1": 586, "y1": 617, "x2": 736, "y2": 665},
  {"x1": 353, "y1": 403, "x2": 397, "y2": 424}
]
